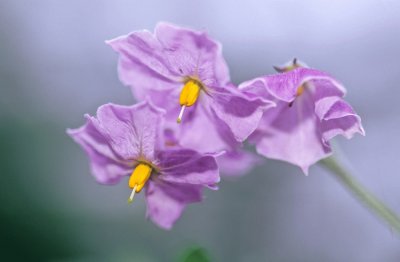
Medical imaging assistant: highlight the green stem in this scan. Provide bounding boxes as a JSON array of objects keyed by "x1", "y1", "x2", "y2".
[{"x1": 320, "y1": 156, "x2": 400, "y2": 233}]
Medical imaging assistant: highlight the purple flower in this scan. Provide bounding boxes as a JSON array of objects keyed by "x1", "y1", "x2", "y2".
[
  {"x1": 240, "y1": 59, "x2": 365, "y2": 174},
  {"x1": 67, "y1": 101, "x2": 219, "y2": 229},
  {"x1": 106, "y1": 22, "x2": 273, "y2": 175}
]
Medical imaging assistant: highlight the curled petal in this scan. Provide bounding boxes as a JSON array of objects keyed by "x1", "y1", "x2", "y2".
[
  {"x1": 242, "y1": 66, "x2": 364, "y2": 173},
  {"x1": 315, "y1": 96, "x2": 365, "y2": 142},
  {"x1": 240, "y1": 67, "x2": 346, "y2": 102}
]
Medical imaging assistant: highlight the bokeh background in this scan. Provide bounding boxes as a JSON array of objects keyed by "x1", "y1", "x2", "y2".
[{"x1": 1, "y1": 0, "x2": 400, "y2": 261}]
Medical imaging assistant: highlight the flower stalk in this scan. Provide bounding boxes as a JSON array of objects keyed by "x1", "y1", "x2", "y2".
[{"x1": 320, "y1": 156, "x2": 400, "y2": 233}]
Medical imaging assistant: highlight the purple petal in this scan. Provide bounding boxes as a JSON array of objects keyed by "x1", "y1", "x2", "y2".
[
  {"x1": 145, "y1": 180, "x2": 202, "y2": 229},
  {"x1": 68, "y1": 100, "x2": 165, "y2": 183},
  {"x1": 172, "y1": 100, "x2": 236, "y2": 153},
  {"x1": 160, "y1": 122, "x2": 245, "y2": 178},
  {"x1": 67, "y1": 116, "x2": 132, "y2": 184},
  {"x1": 249, "y1": 92, "x2": 332, "y2": 174},
  {"x1": 154, "y1": 22, "x2": 230, "y2": 86},
  {"x1": 242, "y1": 67, "x2": 364, "y2": 173},
  {"x1": 107, "y1": 29, "x2": 179, "y2": 91},
  {"x1": 92, "y1": 101, "x2": 165, "y2": 161},
  {"x1": 315, "y1": 96, "x2": 365, "y2": 142},
  {"x1": 107, "y1": 22, "x2": 230, "y2": 95},
  {"x1": 209, "y1": 85, "x2": 274, "y2": 142},
  {"x1": 156, "y1": 149, "x2": 220, "y2": 185},
  {"x1": 240, "y1": 67, "x2": 346, "y2": 102},
  {"x1": 216, "y1": 149, "x2": 263, "y2": 177},
  {"x1": 149, "y1": 92, "x2": 239, "y2": 154}
]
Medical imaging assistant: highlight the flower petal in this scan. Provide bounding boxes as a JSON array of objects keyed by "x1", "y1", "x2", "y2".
[
  {"x1": 91, "y1": 101, "x2": 165, "y2": 161},
  {"x1": 145, "y1": 181, "x2": 202, "y2": 229},
  {"x1": 107, "y1": 22, "x2": 230, "y2": 96},
  {"x1": 107, "y1": 29, "x2": 179, "y2": 92},
  {"x1": 315, "y1": 96, "x2": 365, "y2": 142},
  {"x1": 216, "y1": 149, "x2": 263, "y2": 177},
  {"x1": 240, "y1": 67, "x2": 346, "y2": 102},
  {"x1": 242, "y1": 66, "x2": 364, "y2": 173},
  {"x1": 156, "y1": 149, "x2": 220, "y2": 185},
  {"x1": 173, "y1": 100, "x2": 235, "y2": 153},
  {"x1": 67, "y1": 117, "x2": 132, "y2": 184},
  {"x1": 154, "y1": 22, "x2": 230, "y2": 86},
  {"x1": 249, "y1": 92, "x2": 332, "y2": 174},
  {"x1": 210, "y1": 85, "x2": 274, "y2": 142}
]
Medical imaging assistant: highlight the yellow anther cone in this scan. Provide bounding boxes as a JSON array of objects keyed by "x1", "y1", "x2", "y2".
[
  {"x1": 296, "y1": 85, "x2": 305, "y2": 96},
  {"x1": 179, "y1": 80, "x2": 201, "y2": 106},
  {"x1": 177, "y1": 80, "x2": 202, "y2": 123},
  {"x1": 129, "y1": 163, "x2": 152, "y2": 193}
]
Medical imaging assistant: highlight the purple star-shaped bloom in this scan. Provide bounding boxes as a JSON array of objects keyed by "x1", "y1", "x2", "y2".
[
  {"x1": 67, "y1": 101, "x2": 219, "y2": 229},
  {"x1": 107, "y1": 22, "x2": 272, "y2": 176},
  {"x1": 240, "y1": 60, "x2": 365, "y2": 174}
]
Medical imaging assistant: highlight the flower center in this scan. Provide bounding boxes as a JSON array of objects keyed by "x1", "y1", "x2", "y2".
[
  {"x1": 289, "y1": 85, "x2": 306, "y2": 107},
  {"x1": 296, "y1": 84, "x2": 305, "y2": 96},
  {"x1": 127, "y1": 163, "x2": 152, "y2": 203},
  {"x1": 177, "y1": 79, "x2": 202, "y2": 123}
]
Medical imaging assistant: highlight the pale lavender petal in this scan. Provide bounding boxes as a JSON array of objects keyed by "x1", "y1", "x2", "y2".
[
  {"x1": 107, "y1": 30, "x2": 179, "y2": 91},
  {"x1": 154, "y1": 22, "x2": 230, "y2": 86},
  {"x1": 156, "y1": 149, "x2": 220, "y2": 185},
  {"x1": 128, "y1": 90, "x2": 222, "y2": 153},
  {"x1": 216, "y1": 150, "x2": 263, "y2": 177},
  {"x1": 174, "y1": 100, "x2": 234, "y2": 153},
  {"x1": 240, "y1": 68, "x2": 346, "y2": 102},
  {"x1": 145, "y1": 181, "x2": 202, "y2": 230},
  {"x1": 250, "y1": 92, "x2": 332, "y2": 174},
  {"x1": 239, "y1": 78, "x2": 277, "y2": 102},
  {"x1": 150, "y1": 92, "x2": 238, "y2": 153},
  {"x1": 160, "y1": 121, "x2": 247, "y2": 177},
  {"x1": 134, "y1": 87, "x2": 180, "y2": 113},
  {"x1": 210, "y1": 85, "x2": 274, "y2": 142},
  {"x1": 67, "y1": 117, "x2": 132, "y2": 184},
  {"x1": 242, "y1": 66, "x2": 364, "y2": 173},
  {"x1": 107, "y1": 22, "x2": 230, "y2": 96},
  {"x1": 92, "y1": 101, "x2": 165, "y2": 161}
]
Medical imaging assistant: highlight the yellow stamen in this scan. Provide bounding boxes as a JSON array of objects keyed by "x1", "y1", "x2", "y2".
[
  {"x1": 127, "y1": 163, "x2": 152, "y2": 203},
  {"x1": 179, "y1": 80, "x2": 201, "y2": 106},
  {"x1": 177, "y1": 80, "x2": 201, "y2": 123},
  {"x1": 296, "y1": 84, "x2": 305, "y2": 96}
]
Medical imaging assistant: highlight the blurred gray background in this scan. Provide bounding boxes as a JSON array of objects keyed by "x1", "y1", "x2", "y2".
[{"x1": 1, "y1": 0, "x2": 399, "y2": 261}]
